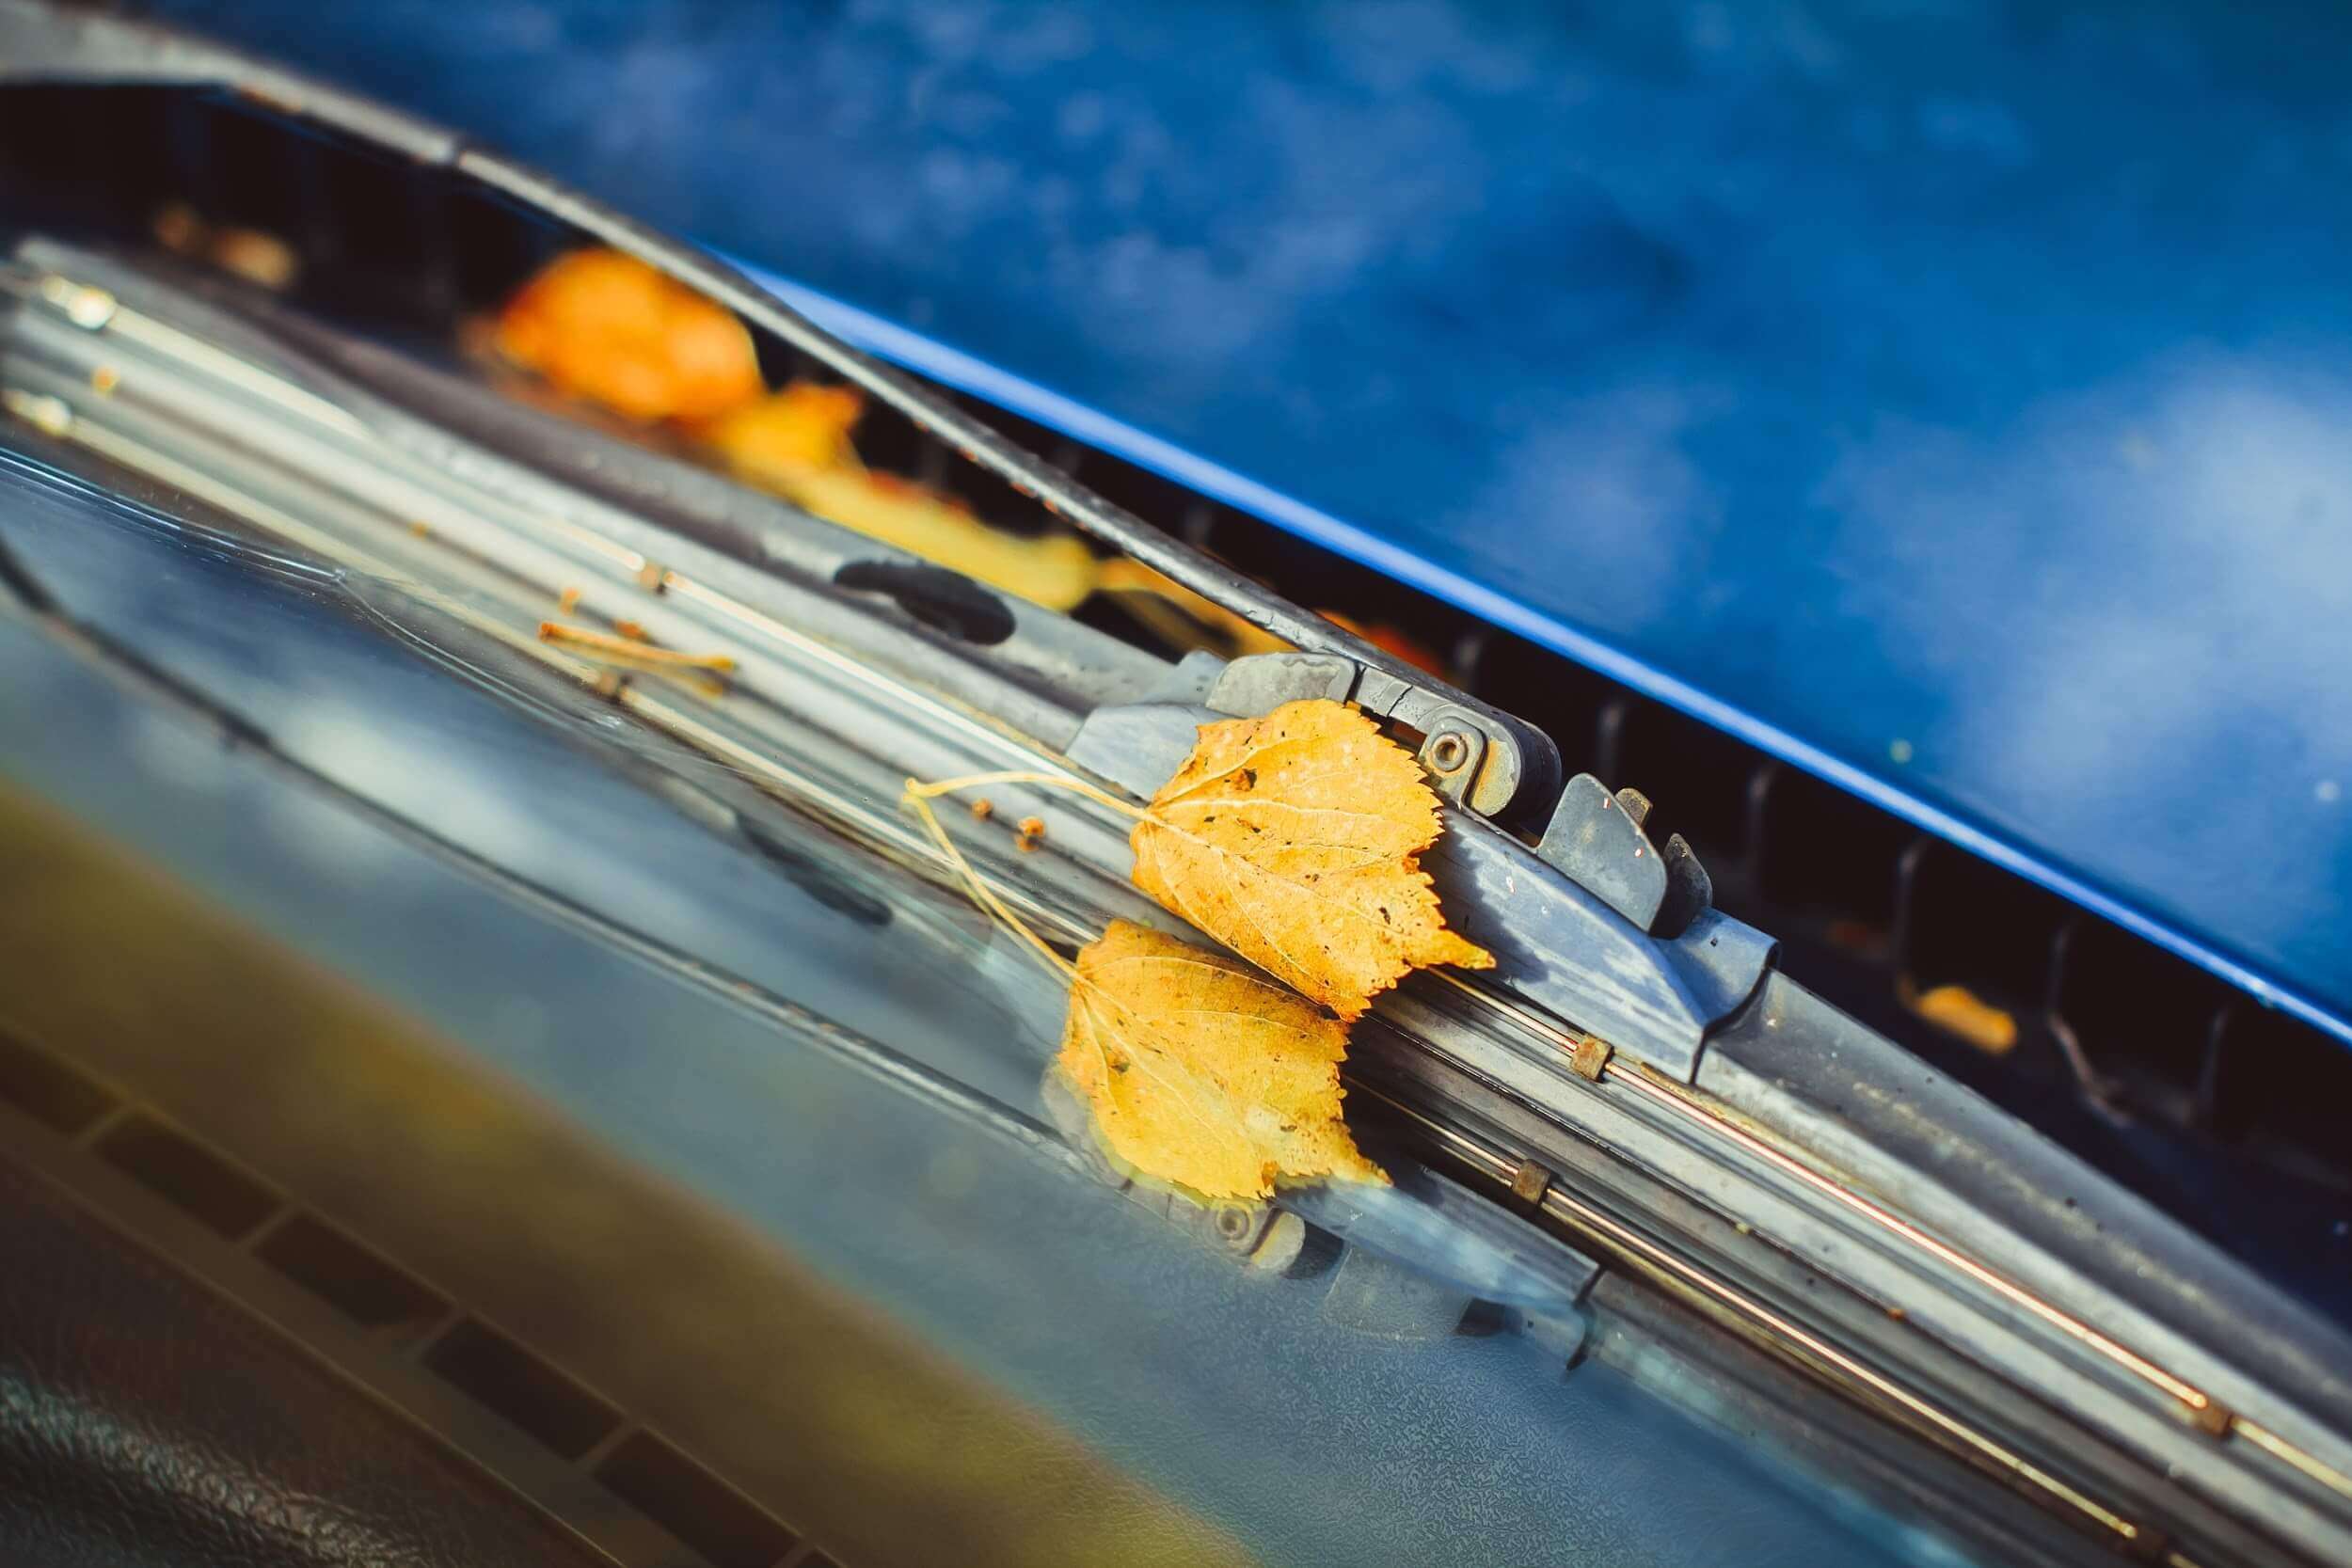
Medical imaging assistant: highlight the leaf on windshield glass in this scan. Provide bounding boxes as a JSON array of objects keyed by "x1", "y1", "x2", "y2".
[
  {"x1": 1061, "y1": 919, "x2": 1383, "y2": 1199},
  {"x1": 1131, "y1": 698, "x2": 1493, "y2": 1020},
  {"x1": 494, "y1": 249, "x2": 764, "y2": 424}
]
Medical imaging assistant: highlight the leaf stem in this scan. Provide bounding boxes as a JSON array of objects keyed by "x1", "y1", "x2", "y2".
[
  {"x1": 901, "y1": 780, "x2": 1077, "y2": 982},
  {"x1": 906, "y1": 768, "x2": 1147, "y2": 821}
]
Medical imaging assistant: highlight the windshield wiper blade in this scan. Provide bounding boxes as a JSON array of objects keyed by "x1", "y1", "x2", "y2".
[{"x1": 7, "y1": 233, "x2": 2352, "y2": 1568}]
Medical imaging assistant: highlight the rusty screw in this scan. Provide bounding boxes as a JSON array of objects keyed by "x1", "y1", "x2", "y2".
[{"x1": 1427, "y1": 730, "x2": 1471, "y2": 773}]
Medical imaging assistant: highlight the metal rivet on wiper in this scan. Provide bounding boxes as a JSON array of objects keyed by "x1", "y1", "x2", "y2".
[
  {"x1": 40, "y1": 275, "x2": 118, "y2": 331},
  {"x1": 1568, "y1": 1034, "x2": 1613, "y2": 1082},
  {"x1": 1426, "y1": 729, "x2": 1472, "y2": 775},
  {"x1": 3, "y1": 388, "x2": 73, "y2": 437},
  {"x1": 1508, "y1": 1158, "x2": 1553, "y2": 1209}
]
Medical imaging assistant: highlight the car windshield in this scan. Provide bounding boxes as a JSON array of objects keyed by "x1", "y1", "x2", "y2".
[{"x1": 0, "y1": 445, "x2": 1990, "y2": 1567}]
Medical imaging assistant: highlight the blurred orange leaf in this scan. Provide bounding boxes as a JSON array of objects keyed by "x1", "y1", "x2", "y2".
[
  {"x1": 696, "y1": 383, "x2": 867, "y2": 470},
  {"x1": 496, "y1": 249, "x2": 764, "y2": 424}
]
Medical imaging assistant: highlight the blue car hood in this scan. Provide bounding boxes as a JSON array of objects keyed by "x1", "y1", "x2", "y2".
[{"x1": 147, "y1": 0, "x2": 2352, "y2": 1041}]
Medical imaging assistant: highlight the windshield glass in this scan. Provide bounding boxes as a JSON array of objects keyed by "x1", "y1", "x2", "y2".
[{"x1": 0, "y1": 446, "x2": 1991, "y2": 1566}]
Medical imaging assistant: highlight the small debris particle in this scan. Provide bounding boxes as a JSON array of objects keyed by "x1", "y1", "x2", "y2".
[
  {"x1": 153, "y1": 201, "x2": 204, "y2": 254},
  {"x1": 613, "y1": 619, "x2": 648, "y2": 641},
  {"x1": 1889, "y1": 737, "x2": 1915, "y2": 764},
  {"x1": 7, "y1": 390, "x2": 73, "y2": 437},
  {"x1": 635, "y1": 562, "x2": 666, "y2": 591},
  {"x1": 408, "y1": 519, "x2": 432, "y2": 537},
  {"x1": 537, "y1": 620, "x2": 736, "y2": 672},
  {"x1": 1906, "y1": 982, "x2": 2017, "y2": 1054},
  {"x1": 152, "y1": 202, "x2": 300, "y2": 291},
  {"x1": 970, "y1": 798, "x2": 995, "y2": 821},
  {"x1": 1825, "y1": 917, "x2": 1885, "y2": 956},
  {"x1": 1018, "y1": 816, "x2": 1046, "y2": 839},
  {"x1": 211, "y1": 228, "x2": 299, "y2": 292},
  {"x1": 88, "y1": 365, "x2": 120, "y2": 397},
  {"x1": 557, "y1": 585, "x2": 582, "y2": 614},
  {"x1": 1568, "y1": 1033, "x2": 1612, "y2": 1082}
]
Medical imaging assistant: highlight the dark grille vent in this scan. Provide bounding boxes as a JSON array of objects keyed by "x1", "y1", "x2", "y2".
[
  {"x1": 2054, "y1": 919, "x2": 2234, "y2": 1123},
  {"x1": 423, "y1": 1318, "x2": 624, "y2": 1461},
  {"x1": 0, "y1": 1023, "x2": 117, "y2": 1134},
  {"x1": 2213, "y1": 1008, "x2": 2352, "y2": 1189},
  {"x1": 254, "y1": 1212, "x2": 449, "y2": 1332},
  {"x1": 0, "y1": 1023, "x2": 832, "y2": 1568},
  {"x1": 94, "y1": 1110, "x2": 283, "y2": 1240},
  {"x1": 596, "y1": 1430, "x2": 805, "y2": 1568},
  {"x1": 1899, "y1": 843, "x2": 2073, "y2": 1031}
]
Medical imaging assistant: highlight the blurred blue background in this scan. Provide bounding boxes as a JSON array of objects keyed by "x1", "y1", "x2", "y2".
[{"x1": 152, "y1": 0, "x2": 2352, "y2": 1037}]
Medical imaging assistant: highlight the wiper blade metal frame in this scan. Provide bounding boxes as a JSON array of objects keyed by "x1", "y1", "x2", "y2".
[
  {"x1": 8, "y1": 245, "x2": 2352, "y2": 1567},
  {"x1": 0, "y1": 0, "x2": 1564, "y2": 830}
]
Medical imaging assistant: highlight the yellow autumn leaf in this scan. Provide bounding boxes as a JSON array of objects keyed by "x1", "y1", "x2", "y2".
[
  {"x1": 1060, "y1": 919, "x2": 1384, "y2": 1200},
  {"x1": 1131, "y1": 698, "x2": 1493, "y2": 1020}
]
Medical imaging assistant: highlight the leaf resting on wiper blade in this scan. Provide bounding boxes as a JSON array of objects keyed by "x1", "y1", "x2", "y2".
[
  {"x1": 899, "y1": 775, "x2": 1386, "y2": 1202},
  {"x1": 912, "y1": 697, "x2": 1494, "y2": 1022},
  {"x1": 903, "y1": 696, "x2": 1488, "y2": 1197},
  {"x1": 1131, "y1": 698, "x2": 1495, "y2": 1020}
]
